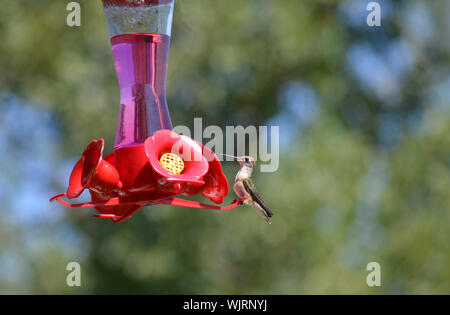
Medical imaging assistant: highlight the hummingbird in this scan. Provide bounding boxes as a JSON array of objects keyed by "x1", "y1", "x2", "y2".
[{"x1": 222, "y1": 154, "x2": 274, "y2": 224}]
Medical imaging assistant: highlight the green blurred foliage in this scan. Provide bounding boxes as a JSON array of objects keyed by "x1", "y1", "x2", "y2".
[{"x1": 0, "y1": 0, "x2": 449, "y2": 294}]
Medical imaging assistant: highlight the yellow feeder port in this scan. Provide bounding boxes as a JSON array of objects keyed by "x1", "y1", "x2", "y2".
[{"x1": 159, "y1": 153, "x2": 184, "y2": 175}]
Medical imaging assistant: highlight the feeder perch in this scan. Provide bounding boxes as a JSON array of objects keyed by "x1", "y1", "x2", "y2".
[{"x1": 50, "y1": 0, "x2": 243, "y2": 222}]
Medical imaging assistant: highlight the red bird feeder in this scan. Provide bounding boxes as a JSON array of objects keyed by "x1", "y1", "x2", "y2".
[{"x1": 50, "y1": 0, "x2": 244, "y2": 222}]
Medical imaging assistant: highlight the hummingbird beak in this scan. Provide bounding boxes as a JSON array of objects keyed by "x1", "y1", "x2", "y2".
[{"x1": 217, "y1": 153, "x2": 238, "y2": 161}]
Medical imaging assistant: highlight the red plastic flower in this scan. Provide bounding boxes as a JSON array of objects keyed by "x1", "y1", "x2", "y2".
[
  {"x1": 58, "y1": 129, "x2": 229, "y2": 219},
  {"x1": 66, "y1": 139, "x2": 122, "y2": 200},
  {"x1": 145, "y1": 129, "x2": 229, "y2": 204}
]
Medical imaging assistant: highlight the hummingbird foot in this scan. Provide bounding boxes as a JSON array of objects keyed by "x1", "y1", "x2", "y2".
[{"x1": 232, "y1": 198, "x2": 245, "y2": 206}]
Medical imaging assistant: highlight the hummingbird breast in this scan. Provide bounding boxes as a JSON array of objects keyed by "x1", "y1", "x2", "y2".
[{"x1": 233, "y1": 181, "x2": 248, "y2": 200}]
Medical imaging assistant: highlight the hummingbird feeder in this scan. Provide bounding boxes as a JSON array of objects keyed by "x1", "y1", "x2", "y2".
[{"x1": 50, "y1": 0, "x2": 244, "y2": 222}]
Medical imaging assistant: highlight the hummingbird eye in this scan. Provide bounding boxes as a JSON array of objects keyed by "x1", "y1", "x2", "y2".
[{"x1": 245, "y1": 157, "x2": 249, "y2": 162}]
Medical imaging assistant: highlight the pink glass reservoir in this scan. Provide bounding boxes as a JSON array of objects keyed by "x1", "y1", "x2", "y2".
[
  {"x1": 111, "y1": 33, "x2": 172, "y2": 148},
  {"x1": 102, "y1": 0, "x2": 175, "y2": 148}
]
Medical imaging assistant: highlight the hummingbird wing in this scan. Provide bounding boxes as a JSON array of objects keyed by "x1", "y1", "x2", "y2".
[{"x1": 243, "y1": 178, "x2": 274, "y2": 219}]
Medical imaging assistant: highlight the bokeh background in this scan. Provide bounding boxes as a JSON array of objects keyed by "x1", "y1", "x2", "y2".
[{"x1": 0, "y1": 0, "x2": 449, "y2": 294}]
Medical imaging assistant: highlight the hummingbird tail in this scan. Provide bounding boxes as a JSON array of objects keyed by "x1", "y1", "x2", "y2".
[{"x1": 253, "y1": 203, "x2": 273, "y2": 224}]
